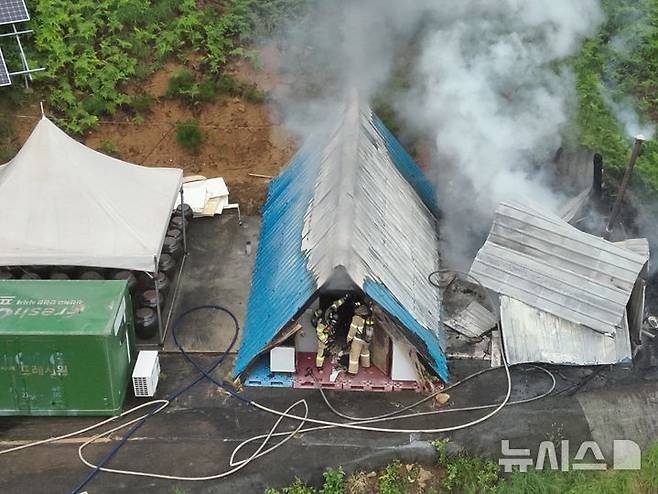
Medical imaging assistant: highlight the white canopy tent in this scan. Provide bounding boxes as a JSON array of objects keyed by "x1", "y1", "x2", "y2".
[{"x1": 0, "y1": 116, "x2": 183, "y2": 272}]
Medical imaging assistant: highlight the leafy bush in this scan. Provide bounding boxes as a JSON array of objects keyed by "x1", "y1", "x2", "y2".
[
  {"x1": 198, "y1": 79, "x2": 218, "y2": 103},
  {"x1": 99, "y1": 140, "x2": 120, "y2": 157},
  {"x1": 279, "y1": 478, "x2": 316, "y2": 494},
  {"x1": 129, "y1": 93, "x2": 155, "y2": 114},
  {"x1": 165, "y1": 70, "x2": 219, "y2": 104},
  {"x1": 175, "y1": 120, "x2": 203, "y2": 152},
  {"x1": 242, "y1": 83, "x2": 267, "y2": 103},
  {"x1": 377, "y1": 461, "x2": 408, "y2": 494},
  {"x1": 216, "y1": 74, "x2": 266, "y2": 102},
  {"x1": 320, "y1": 467, "x2": 345, "y2": 494},
  {"x1": 165, "y1": 69, "x2": 197, "y2": 98},
  {"x1": 433, "y1": 440, "x2": 498, "y2": 494}
]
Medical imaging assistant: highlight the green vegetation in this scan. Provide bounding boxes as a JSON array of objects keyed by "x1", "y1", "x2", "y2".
[
  {"x1": 265, "y1": 478, "x2": 316, "y2": 494},
  {"x1": 0, "y1": 112, "x2": 18, "y2": 162},
  {"x1": 321, "y1": 467, "x2": 346, "y2": 494},
  {"x1": 378, "y1": 461, "x2": 418, "y2": 494},
  {"x1": 498, "y1": 443, "x2": 658, "y2": 494},
  {"x1": 99, "y1": 139, "x2": 120, "y2": 157},
  {"x1": 433, "y1": 440, "x2": 498, "y2": 494},
  {"x1": 165, "y1": 69, "x2": 265, "y2": 105},
  {"x1": 572, "y1": 0, "x2": 658, "y2": 192},
  {"x1": 266, "y1": 442, "x2": 658, "y2": 493},
  {"x1": 217, "y1": 74, "x2": 268, "y2": 103},
  {"x1": 165, "y1": 69, "x2": 216, "y2": 104},
  {"x1": 12, "y1": 0, "x2": 306, "y2": 134},
  {"x1": 175, "y1": 120, "x2": 202, "y2": 152}
]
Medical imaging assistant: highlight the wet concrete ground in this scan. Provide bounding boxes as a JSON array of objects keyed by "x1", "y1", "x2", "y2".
[{"x1": 1, "y1": 216, "x2": 657, "y2": 493}]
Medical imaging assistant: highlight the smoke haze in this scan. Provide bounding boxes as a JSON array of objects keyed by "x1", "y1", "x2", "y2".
[
  {"x1": 600, "y1": 3, "x2": 656, "y2": 140},
  {"x1": 271, "y1": 0, "x2": 605, "y2": 268}
]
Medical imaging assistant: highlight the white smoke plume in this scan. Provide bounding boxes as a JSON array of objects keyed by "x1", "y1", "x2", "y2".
[
  {"x1": 400, "y1": 1, "x2": 604, "y2": 268},
  {"x1": 270, "y1": 0, "x2": 605, "y2": 268},
  {"x1": 600, "y1": 88, "x2": 656, "y2": 140},
  {"x1": 600, "y1": 4, "x2": 656, "y2": 140}
]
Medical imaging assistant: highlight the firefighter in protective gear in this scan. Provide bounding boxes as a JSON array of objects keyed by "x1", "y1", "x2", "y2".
[
  {"x1": 312, "y1": 295, "x2": 349, "y2": 368},
  {"x1": 311, "y1": 308, "x2": 331, "y2": 368},
  {"x1": 348, "y1": 303, "x2": 374, "y2": 374},
  {"x1": 325, "y1": 295, "x2": 348, "y2": 327}
]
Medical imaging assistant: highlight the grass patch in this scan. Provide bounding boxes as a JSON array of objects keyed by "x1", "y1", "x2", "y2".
[
  {"x1": 267, "y1": 442, "x2": 658, "y2": 493},
  {"x1": 165, "y1": 69, "x2": 217, "y2": 104},
  {"x1": 433, "y1": 440, "x2": 498, "y2": 494},
  {"x1": 165, "y1": 69, "x2": 197, "y2": 99},
  {"x1": 165, "y1": 69, "x2": 266, "y2": 105},
  {"x1": 129, "y1": 93, "x2": 155, "y2": 115},
  {"x1": 217, "y1": 74, "x2": 267, "y2": 102},
  {"x1": 498, "y1": 443, "x2": 658, "y2": 494},
  {"x1": 175, "y1": 120, "x2": 203, "y2": 152},
  {"x1": 99, "y1": 140, "x2": 120, "y2": 158},
  {"x1": 572, "y1": 0, "x2": 658, "y2": 193}
]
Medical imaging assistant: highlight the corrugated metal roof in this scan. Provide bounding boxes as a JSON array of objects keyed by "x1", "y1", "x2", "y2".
[
  {"x1": 470, "y1": 201, "x2": 647, "y2": 336},
  {"x1": 371, "y1": 114, "x2": 439, "y2": 215},
  {"x1": 233, "y1": 137, "x2": 322, "y2": 378},
  {"x1": 614, "y1": 238, "x2": 650, "y2": 262},
  {"x1": 234, "y1": 98, "x2": 446, "y2": 381},
  {"x1": 500, "y1": 296, "x2": 632, "y2": 365}
]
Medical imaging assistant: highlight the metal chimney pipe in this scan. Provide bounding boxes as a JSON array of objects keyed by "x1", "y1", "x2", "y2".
[
  {"x1": 592, "y1": 153, "x2": 603, "y2": 201},
  {"x1": 604, "y1": 135, "x2": 645, "y2": 240}
]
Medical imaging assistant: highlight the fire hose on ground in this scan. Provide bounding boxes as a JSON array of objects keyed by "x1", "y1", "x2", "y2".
[{"x1": 0, "y1": 272, "x2": 557, "y2": 493}]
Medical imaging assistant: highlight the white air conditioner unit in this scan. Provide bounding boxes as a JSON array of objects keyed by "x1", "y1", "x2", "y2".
[
  {"x1": 132, "y1": 350, "x2": 160, "y2": 397},
  {"x1": 270, "y1": 346, "x2": 296, "y2": 373}
]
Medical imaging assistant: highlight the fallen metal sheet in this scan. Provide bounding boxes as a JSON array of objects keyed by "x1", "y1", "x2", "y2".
[
  {"x1": 470, "y1": 201, "x2": 647, "y2": 336},
  {"x1": 443, "y1": 300, "x2": 497, "y2": 338},
  {"x1": 500, "y1": 296, "x2": 632, "y2": 366}
]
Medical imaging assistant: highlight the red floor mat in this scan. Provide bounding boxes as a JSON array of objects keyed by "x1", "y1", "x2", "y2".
[{"x1": 292, "y1": 352, "x2": 418, "y2": 392}]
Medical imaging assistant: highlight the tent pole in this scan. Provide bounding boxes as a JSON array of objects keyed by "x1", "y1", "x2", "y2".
[
  {"x1": 153, "y1": 256, "x2": 164, "y2": 345},
  {"x1": 180, "y1": 187, "x2": 188, "y2": 254}
]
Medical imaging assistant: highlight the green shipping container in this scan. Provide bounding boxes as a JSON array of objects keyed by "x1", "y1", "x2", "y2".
[{"x1": 0, "y1": 280, "x2": 136, "y2": 416}]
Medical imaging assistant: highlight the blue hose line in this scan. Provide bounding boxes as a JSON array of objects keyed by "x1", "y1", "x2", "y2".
[{"x1": 69, "y1": 305, "x2": 246, "y2": 494}]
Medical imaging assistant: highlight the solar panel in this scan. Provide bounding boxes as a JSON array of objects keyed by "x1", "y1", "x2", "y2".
[
  {"x1": 0, "y1": 48, "x2": 10, "y2": 86},
  {"x1": 0, "y1": 0, "x2": 29, "y2": 25}
]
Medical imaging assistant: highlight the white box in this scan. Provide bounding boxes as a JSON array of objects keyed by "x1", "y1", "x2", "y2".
[
  {"x1": 391, "y1": 340, "x2": 417, "y2": 381},
  {"x1": 132, "y1": 350, "x2": 160, "y2": 397},
  {"x1": 270, "y1": 346, "x2": 296, "y2": 373}
]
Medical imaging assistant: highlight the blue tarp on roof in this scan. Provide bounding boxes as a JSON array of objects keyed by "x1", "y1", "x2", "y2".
[
  {"x1": 233, "y1": 105, "x2": 447, "y2": 382},
  {"x1": 233, "y1": 138, "x2": 321, "y2": 378}
]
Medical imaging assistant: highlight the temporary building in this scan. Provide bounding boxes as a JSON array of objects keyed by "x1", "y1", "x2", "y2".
[
  {"x1": 0, "y1": 116, "x2": 183, "y2": 273},
  {"x1": 233, "y1": 97, "x2": 448, "y2": 388},
  {"x1": 470, "y1": 201, "x2": 648, "y2": 365}
]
